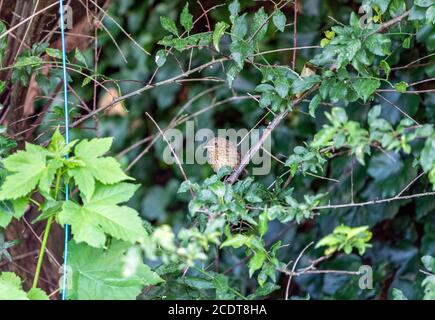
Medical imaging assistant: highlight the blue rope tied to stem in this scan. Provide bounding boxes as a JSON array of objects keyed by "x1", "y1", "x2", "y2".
[{"x1": 59, "y1": 0, "x2": 70, "y2": 300}]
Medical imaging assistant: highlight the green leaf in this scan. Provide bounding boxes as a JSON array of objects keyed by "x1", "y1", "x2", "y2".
[
  {"x1": 213, "y1": 22, "x2": 229, "y2": 52},
  {"x1": 0, "y1": 144, "x2": 48, "y2": 200},
  {"x1": 45, "y1": 48, "x2": 62, "y2": 59},
  {"x1": 231, "y1": 14, "x2": 248, "y2": 40},
  {"x1": 392, "y1": 288, "x2": 408, "y2": 300},
  {"x1": 180, "y1": 3, "x2": 193, "y2": 33},
  {"x1": 220, "y1": 234, "x2": 248, "y2": 249},
  {"x1": 309, "y1": 94, "x2": 321, "y2": 118},
  {"x1": 160, "y1": 16, "x2": 178, "y2": 36},
  {"x1": 0, "y1": 272, "x2": 48, "y2": 300},
  {"x1": 365, "y1": 34, "x2": 391, "y2": 56},
  {"x1": 69, "y1": 137, "x2": 131, "y2": 202},
  {"x1": 74, "y1": 48, "x2": 87, "y2": 67},
  {"x1": 415, "y1": 0, "x2": 434, "y2": 7},
  {"x1": 91, "y1": 182, "x2": 139, "y2": 205},
  {"x1": 352, "y1": 78, "x2": 380, "y2": 102},
  {"x1": 422, "y1": 255, "x2": 435, "y2": 273},
  {"x1": 394, "y1": 81, "x2": 408, "y2": 93},
  {"x1": 67, "y1": 241, "x2": 163, "y2": 300},
  {"x1": 229, "y1": 40, "x2": 253, "y2": 69},
  {"x1": 251, "y1": 8, "x2": 268, "y2": 44},
  {"x1": 59, "y1": 183, "x2": 145, "y2": 248},
  {"x1": 258, "y1": 207, "x2": 268, "y2": 237},
  {"x1": 229, "y1": 0, "x2": 240, "y2": 24},
  {"x1": 154, "y1": 49, "x2": 167, "y2": 67},
  {"x1": 389, "y1": 0, "x2": 406, "y2": 17},
  {"x1": 248, "y1": 251, "x2": 266, "y2": 277},
  {"x1": 272, "y1": 10, "x2": 286, "y2": 32},
  {"x1": 380, "y1": 60, "x2": 391, "y2": 78},
  {"x1": 27, "y1": 288, "x2": 49, "y2": 300}
]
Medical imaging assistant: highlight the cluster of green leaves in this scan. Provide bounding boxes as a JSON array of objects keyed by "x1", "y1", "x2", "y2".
[
  {"x1": 158, "y1": 3, "x2": 211, "y2": 54},
  {"x1": 306, "y1": 106, "x2": 433, "y2": 168},
  {"x1": 315, "y1": 225, "x2": 373, "y2": 255},
  {"x1": 0, "y1": 129, "x2": 163, "y2": 299}
]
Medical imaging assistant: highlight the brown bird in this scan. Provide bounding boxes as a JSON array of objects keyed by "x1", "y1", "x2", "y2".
[{"x1": 204, "y1": 137, "x2": 240, "y2": 172}]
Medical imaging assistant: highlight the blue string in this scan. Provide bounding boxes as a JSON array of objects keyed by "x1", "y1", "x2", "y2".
[{"x1": 59, "y1": 0, "x2": 70, "y2": 301}]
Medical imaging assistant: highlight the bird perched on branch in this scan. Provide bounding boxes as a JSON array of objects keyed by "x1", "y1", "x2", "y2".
[{"x1": 204, "y1": 137, "x2": 240, "y2": 173}]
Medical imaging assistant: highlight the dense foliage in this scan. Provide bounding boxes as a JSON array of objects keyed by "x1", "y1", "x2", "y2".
[{"x1": 0, "y1": 0, "x2": 434, "y2": 300}]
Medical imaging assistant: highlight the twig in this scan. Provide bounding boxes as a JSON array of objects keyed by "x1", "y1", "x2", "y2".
[
  {"x1": 366, "y1": 10, "x2": 411, "y2": 37},
  {"x1": 314, "y1": 191, "x2": 435, "y2": 210},
  {"x1": 285, "y1": 241, "x2": 313, "y2": 300},
  {"x1": 145, "y1": 112, "x2": 193, "y2": 197}
]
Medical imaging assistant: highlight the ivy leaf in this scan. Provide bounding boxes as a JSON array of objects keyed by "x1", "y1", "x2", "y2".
[
  {"x1": 213, "y1": 22, "x2": 229, "y2": 52},
  {"x1": 160, "y1": 16, "x2": 178, "y2": 36},
  {"x1": 66, "y1": 241, "x2": 163, "y2": 300},
  {"x1": 180, "y1": 3, "x2": 193, "y2": 33},
  {"x1": 352, "y1": 78, "x2": 380, "y2": 102},
  {"x1": 69, "y1": 137, "x2": 132, "y2": 202},
  {"x1": 58, "y1": 183, "x2": 145, "y2": 248},
  {"x1": 0, "y1": 272, "x2": 48, "y2": 300},
  {"x1": 272, "y1": 9, "x2": 286, "y2": 32}
]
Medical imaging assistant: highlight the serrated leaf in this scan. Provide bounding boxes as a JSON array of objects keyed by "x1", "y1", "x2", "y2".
[
  {"x1": 251, "y1": 8, "x2": 268, "y2": 44},
  {"x1": 0, "y1": 145, "x2": 48, "y2": 200},
  {"x1": 180, "y1": 3, "x2": 193, "y2": 33},
  {"x1": 160, "y1": 16, "x2": 178, "y2": 36},
  {"x1": 0, "y1": 272, "x2": 48, "y2": 300},
  {"x1": 59, "y1": 198, "x2": 146, "y2": 248},
  {"x1": 69, "y1": 137, "x2": 131, "y2": 202},
  {"x1": 67, "y1": 241, "x2": 163, "y2": 300}
]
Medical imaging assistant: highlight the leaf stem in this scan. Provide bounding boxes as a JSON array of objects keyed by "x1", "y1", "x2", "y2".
[{"x1": 32, "y1": 170, "x2": 62, "y2": 289}]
